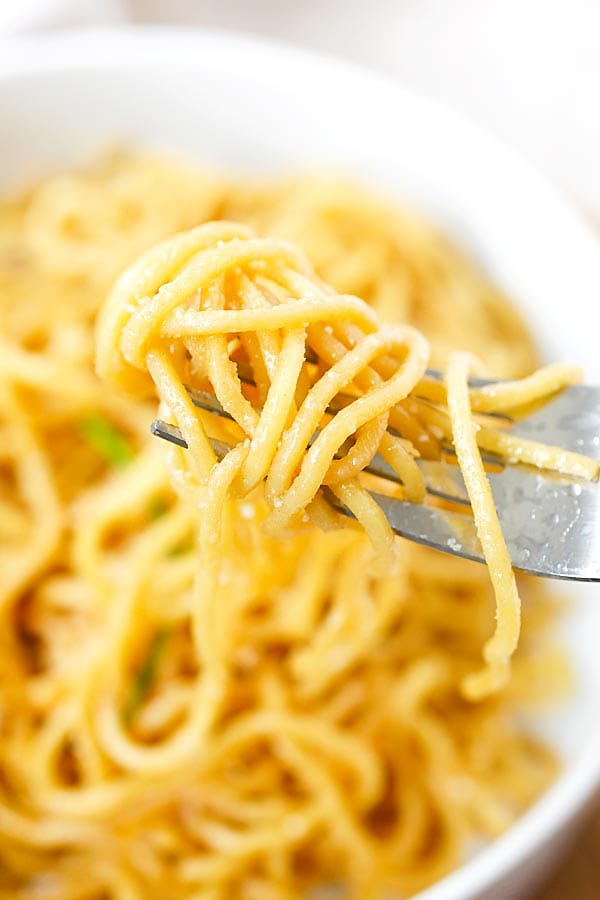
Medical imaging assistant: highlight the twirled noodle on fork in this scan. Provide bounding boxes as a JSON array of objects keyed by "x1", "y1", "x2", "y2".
[{"x1": 97, "y1": 221, "x2": 592, "y2": 699}]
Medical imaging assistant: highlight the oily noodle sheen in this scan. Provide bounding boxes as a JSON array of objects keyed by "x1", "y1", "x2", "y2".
[{"x1": 0, "y1": 153, "x2": 587, "y2": 900}]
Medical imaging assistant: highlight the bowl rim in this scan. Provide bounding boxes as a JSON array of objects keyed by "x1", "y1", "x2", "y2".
[{"x1": 1, "y1": 24, "x2": 600, "y2": 900}]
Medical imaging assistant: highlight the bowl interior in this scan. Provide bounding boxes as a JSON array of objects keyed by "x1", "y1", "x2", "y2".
[{"x1": 1, "y1": 27, "x2": 600, "y2": 900}]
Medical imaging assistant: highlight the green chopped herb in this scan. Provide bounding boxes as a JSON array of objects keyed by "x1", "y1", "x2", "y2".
[
  {"x1": 79, "y1": 415, "x2": 135, "y2": 468},
  {"x1": 123, "y1": 629, "x2": 170, "y2": 726},
  {"x1": 148, "y1": 497, "x2": 168, "y2": 520},
  {"x1": 168, "y1": 537, "x2": 194, "y2": 557}
]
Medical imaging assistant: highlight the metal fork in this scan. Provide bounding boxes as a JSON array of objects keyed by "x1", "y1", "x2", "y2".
[{"x1": 151, "y1": 371, "x2": 600, "y2": 582}]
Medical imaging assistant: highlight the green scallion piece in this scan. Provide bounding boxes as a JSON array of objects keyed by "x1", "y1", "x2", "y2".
[
  {"x1": 148, "y1": 497, "x2": 168, "y2": 520},
  {"x1": 168, "y1": 537, "x2": 194, "y2": 557},
  {"x1": 123, "y1": 629, "x2": 170, "y2": 726},
  {"x1": 79, "y1": 415, "x2": 135, "y2": 468}
]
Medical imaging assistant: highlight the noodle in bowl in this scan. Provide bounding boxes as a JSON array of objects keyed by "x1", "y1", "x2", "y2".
[{"x1": 1, "y1": 26, "x2": 600, "y2": 900}]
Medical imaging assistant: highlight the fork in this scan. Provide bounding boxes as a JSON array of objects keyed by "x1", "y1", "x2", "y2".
[{"x1": 151, "y1": 370, "x2": 600, "y2": 582}]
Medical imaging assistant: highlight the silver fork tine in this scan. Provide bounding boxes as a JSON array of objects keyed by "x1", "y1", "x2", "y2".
[
  {"x1": 423, "y1": 367, "x2": 496, "y2": 388},
  {"x1": 151, "y1": 373, "x2": 600, "y2": 581},
  {"x1": 150, "y1": 421, "x2": 600, "y2": 579},
  {"x1": 344, "y1": 477, "x2": 600, "y2": 581},
  {"x1": 151, "y1": 416, "x2": 471, "y2": 505},
  {"x1": 509, "y1": 384, "x2": 600, "y2": 457},
  {"x1": 151, "y1": 419, "x2": 188, "y2": 448},
  {"x1": 486, "y1": 465, "x2": 600, "y2": 580},
  {"x1": 183, "y1": 384, "x2": 473, "y2": 503},
  {"x1": 186, "y1": 386, "x2": 236, "y2": 421},
  {"x1": 368, "y1": 453, "x2": 471, "y2": 504},
  {"x1": 148, "y1": 424, "x2": 486, "y2": 566},
  {"x1": 327, "y1": 489, "x2": 486, "y2": 565}
]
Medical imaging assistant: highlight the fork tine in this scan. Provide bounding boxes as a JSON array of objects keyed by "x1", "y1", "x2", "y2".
[
  {"x1": 335, "y1": 481, "x2": 600, "y2": 581},
  {"x1": 150, "y1": 419, "x2": 188, "y2": 448},
  {"x1": 424, "y1": 367, "x2": 496, "y2": 389},
  {"x1": 186, "y1": 386, "x2": 236, "y2": 421},
  {"x1": 151, "y1": 417, "x2": 471, "y2": 505},
  {"x1": 184, "y1": 385, "x2": 474, "y2": 503},
  {"x1": 151, "y1": 368, "x2": 600, "y2": 581},
  {"x1": 415, "y1": 461, "x2": 470, "y2": 503},
  {"x1": 185, "y1": 381, "x2": 476, "y2": 501},
  {"x1": 327, "y1": 490, "x2": 485, "y2": 565},
  {"x1": 509, "y1": 384, "x2": 600, "y2": 458},
  {"x1": 486, "y1": 464, "x2": 600, "y2": 580},
  {"x1": 151, "y1": 413, "x2": 479, "y2": 555},
  {"x1": 151, "y1": 418, "x2": 600, "y2": 580}
]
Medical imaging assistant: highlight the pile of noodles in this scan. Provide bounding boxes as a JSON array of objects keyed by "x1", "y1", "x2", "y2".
[{"x1": 0, "y1": 155, "x2": 569, "y2": 900}]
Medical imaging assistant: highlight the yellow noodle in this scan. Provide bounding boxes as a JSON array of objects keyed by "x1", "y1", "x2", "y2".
[
  {"x1": 99, "y1": 220, "x2": 592, "y2": 700},
  {"x1": 445, "y1": 353, "x2": 520, "y2": 698},
  {"x1": 0, "y1": 153, "x2": 583, "y2": 899}
]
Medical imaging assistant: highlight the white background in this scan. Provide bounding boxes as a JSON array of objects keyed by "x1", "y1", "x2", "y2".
[
  {"x1": 4, "y1": 0, "x2": 599, "y2": 217},
  {"x1": 127, "y1": 0, "x2": 600, "y2": 218}
]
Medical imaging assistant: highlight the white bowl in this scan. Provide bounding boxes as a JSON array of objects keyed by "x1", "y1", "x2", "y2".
[
  {"x1": 0, "y1": 0, "x2": 126, "y2": 34},
  {"x1": 1, "y1": 26, "x2": 600, "y2": 900}
]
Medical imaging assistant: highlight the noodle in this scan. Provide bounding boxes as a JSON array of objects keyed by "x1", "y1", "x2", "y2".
[
  {"x1": 97, "y1": 220, "x2": 591, "y2": 697},
  {"x1": 0, "y1": 154, "x2": 576, "y2": 899},
  {"x1": 445, "y1": 353, "x2": 520, "y2": 700}
]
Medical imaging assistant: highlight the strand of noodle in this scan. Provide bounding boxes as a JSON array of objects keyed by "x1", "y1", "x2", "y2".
[
  {"x1": 307, "y1": 318, "x2": 440, "y2": 454},
  {"x1": 264, "y1": 327, "x2": 428, "y2": 531},
  {"x1": 161, "y1": 293, "x2": 377, "y2": 339},
  {"x1": 95, "y1": 222, "x2": 255, "y2": 393},
  {"x1": 414, "y1": 365, "x2": 582, "y2": 411},
  {"x1": 0, "y1": 383, "x2": 63, "y2": 610},
  {"x1": 0, "y1": 804, "x2": 104, "y2": 848},
  {"x1": 199, "y1": 277, "x2": 259, "y2": 436},
  {"x1": 194, "y1": 443, "x2": 249, "y2": 675},
  {"x1": 325, "y1": 414, "x2": 390, "y2": 485},
  {"x1": 237, "y1": 328, "x2": 306, "y2": 493},
  {"x1": 71, "y1": 443, "x2": 168, "y2": 593},
  {"x1": 200, "y1": 710, "x2": 383, "y2": 810},
  {"x1": 274, "y1": 532, "x2": 354, "y2": 638},
  {"x1": 389, "y1": 658, "x2": 512, "y2": 835},
  {"x1": 276, "y1": 738, "x2": 379, "y2": 898},
  {"x1": 146, "y1": 349, "x2": 217, "y2": 481},
  {"x1": 291, "y1": 542, "x2": 407, "y2": 698},
  {"x1": 472, "y1": 362, "x2": 580, "y2": 412},
  {"x1": 418, "y1": 401, "x2": 597, "y2": 479},
  {"x1": 0, "y1": 341, "x2": 100, "y2": 401},
  {"x1": 330, "y1": 480, "x2": 397, "y2": 570},
  {"x1": 72, "y1": 510, "x2": 227, "y2": 774},
  {"x1": 476, "y1": 426, "x2": 598, "y2": 479},
  {"x1": 377, "y1": 432, "x2": 426, "y2": 502},
  {"x1": 263, "y1": 332, "x2": 393, "y2": 499},
  {"x1": 121, "y1": 238, "x2": 313, "y2": 366},
  {"x1": 446, "y1": 352, "x2": 519, "y2": 699},
  {"x1": 180, "y1": 808, "x2": 320, "y2": 871},
  {"x1": 232, "y1": 273, "x2": 284, "y2": 376}
]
